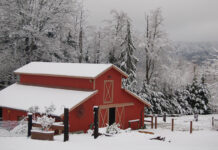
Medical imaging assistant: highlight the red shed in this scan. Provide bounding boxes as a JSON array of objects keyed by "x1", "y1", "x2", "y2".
[{"x1": 0, "y1": 62, "x2": 150, "y2": 132}]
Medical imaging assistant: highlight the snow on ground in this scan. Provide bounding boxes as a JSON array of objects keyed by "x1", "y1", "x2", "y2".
[{"x1": 1, "y1": 115, "x2": 218, "y2": 150}]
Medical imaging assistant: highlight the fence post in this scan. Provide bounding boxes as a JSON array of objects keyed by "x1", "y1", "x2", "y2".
[
  {"x1": 212, "y1": 117, "x2": 214, "y2": 127},
  {"x1": 151, "y1": 116, "x2": 153, "y2": 129},
  {"x1": 64, "y1": 108, "x2": 69, "y2": 142},
  {"x1": 155, "y1": 116, "x2": 157, "y2": 129},
  {"x1": 163, "y1": 113, "x2": 166, "y2": 122},
  {"x1": 27, "y1": 113, "x2": 32, "y2": 137},
  {"x1": 194, "y1": 114, "x2": 198, "y2": 122},
  {"x1": 93, "y1": 106, "x2": 99, "y2": 139},
  {"x1": 171, "y1": 118, "x2": 174, "y2": 132},
  {"x1": 190, "y1": 121, "x2": 192, "y2": 134}
]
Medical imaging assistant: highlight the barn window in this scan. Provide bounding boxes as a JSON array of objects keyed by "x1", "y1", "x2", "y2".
[
  {"x1": 0, "y1": 107, "x2": 2, "y2": 121},
  {"x1": 103, "y1": 80, "x2": 114, "y2": 104}
]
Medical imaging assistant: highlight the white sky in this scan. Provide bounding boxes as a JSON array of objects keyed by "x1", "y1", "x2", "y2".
[{"x1": 82, "y1": 0, "x2": 218, "y2": 42}]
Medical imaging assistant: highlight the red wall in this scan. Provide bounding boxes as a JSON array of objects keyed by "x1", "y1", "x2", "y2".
[
  {"x1": 20, "y1": 74, "x2": 93, "y2": 90},
  {"x1": 2, "y1": 108, "x2": 27, "y2": 121},
  {"x1": 95, "y1": 67, "x2": 145, "y2": 129},
  {"x1": 68, "y1": 96, "x2": 95, "y2": 132},
  {"x1": 64, "y1": 67, "x2": 146, "y2": 132}
]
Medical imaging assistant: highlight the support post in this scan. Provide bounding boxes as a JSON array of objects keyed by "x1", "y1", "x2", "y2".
[
  {"x1": 155, "y1": 116, "x2": 157, "y2": 129},
  {"x1": 190, "y1": 121, "x2": 192, "y2": 134},
  {"x1": 64, "y1": 108, "x2": 69, "y2": 142},
  {"x1": 212, "y1": 117, "x2": 214, "y2": 127},
  {"x1": 194, "y1": 114, "x2": 198, "y2": 122},
  {"x1": 163, "y1": 113, "x2": 166, "y2": 122},
  {"x1": 93, "y1": 106, "x2": 99, "y2": 139},
  {"x1": 171, "y1": 118, "x2": 174, "y2": 132},
  {"x1": 27, "y1": 113, "x2": 32, "y2": 137},
  {"x1": 151, "y1": 116, "x2": 153, "y2": 129}
]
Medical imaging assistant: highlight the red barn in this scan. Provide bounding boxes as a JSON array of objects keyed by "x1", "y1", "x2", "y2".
[{"x1": 0, "y1": 62, "x2": 150, "y2": 132}]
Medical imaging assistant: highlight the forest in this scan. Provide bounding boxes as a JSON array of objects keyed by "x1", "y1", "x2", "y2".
[{"x1": 0, "y1": 0, "x2": 213, "y2": 114}]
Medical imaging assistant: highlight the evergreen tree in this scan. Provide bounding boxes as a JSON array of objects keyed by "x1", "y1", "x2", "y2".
[
  {"x1": 108, "y1": 49, "x2": 117, "y2": 65},
  {"x1": 185, "y1": 75, "x2": 211, "y2": 114},
  {"x1": 118, "y1": 20, "x2": 138, "y2": 92}
]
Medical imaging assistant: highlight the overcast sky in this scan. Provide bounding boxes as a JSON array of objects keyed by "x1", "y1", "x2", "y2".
[{"x1": 82, "y1": 0, "x2": 218, "y2": 42}]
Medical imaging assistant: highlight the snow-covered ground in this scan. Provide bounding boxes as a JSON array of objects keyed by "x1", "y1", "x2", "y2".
[{"x1": 1, "y1": 115, "x2": 218, "y2": 150}]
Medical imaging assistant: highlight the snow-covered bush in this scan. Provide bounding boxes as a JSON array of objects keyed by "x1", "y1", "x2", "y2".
[
  {"x1": 28, "y1": 106, "x2": 39, "y2": 120},
  {"x1": 36, "y1": 115, "x2": 55, "y2": 131},
  {"x1": 11, "y1": 118, "x2": 28, "y2": 135},
  {"x1": 44, "y1": 104, "x2": 56, "y2": 116},
  {"x1": 106, "y1": 123, "x2": 120, "y2": 134}
]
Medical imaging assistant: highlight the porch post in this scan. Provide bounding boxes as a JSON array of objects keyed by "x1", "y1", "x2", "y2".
[{"x1": 64, "y1": 108, "x2": 69, "y2": 142}]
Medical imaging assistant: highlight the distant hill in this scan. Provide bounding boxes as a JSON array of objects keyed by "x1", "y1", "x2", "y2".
[{"x1": 173, "y1": 41, "x2": 218, "y2": 65}]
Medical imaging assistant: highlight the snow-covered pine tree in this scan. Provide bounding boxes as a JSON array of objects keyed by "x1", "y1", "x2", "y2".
[
  {"x1": 140, "y1": 81, "x2": 182, "y2": 115},
  {"x1": 185, "y1": 75, "x2": 211, "y2": 114},
  {"x1": 118, "y1": 20, "x2": 138, "y2": 92}
]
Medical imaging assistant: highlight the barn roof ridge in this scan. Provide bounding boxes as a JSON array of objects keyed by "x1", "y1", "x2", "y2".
[{"x1": 14, "y1": 62, "x2": 128, "y2": 79}]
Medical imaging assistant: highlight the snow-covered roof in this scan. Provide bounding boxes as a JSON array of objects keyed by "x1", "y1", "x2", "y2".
[
  {"x1": 0, "y1": 83, "x2": 98, "y2": 116},
  {"x1": 14, "y1": 62, "x2": 128, "y2": 79}
]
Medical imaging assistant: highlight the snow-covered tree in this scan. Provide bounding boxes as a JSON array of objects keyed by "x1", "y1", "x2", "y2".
[
  {"x1": 0, "y1": 0, "x2": 82, "y2": 86},
  {"x1": 118, "y1": 20, "x2": 138, "y2": 92},
  {"x1": 143, "y1": 8, "x2": 168, "y2": 85},
  {"x1": 185, "y1": 75, "x2": 212, "y2": 114},
  {"x1": 37, "y1": 115, "x2": 55, "y2": 131},
  {"x1": 103, "y1": 10, "x2": 129, "y2": 65}
]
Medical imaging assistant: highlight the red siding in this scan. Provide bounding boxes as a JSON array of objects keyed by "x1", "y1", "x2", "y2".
[
  {"x1": 20, "y1": 74, "x2": 93, "y2": 90},
  {"x1": 65, "y1": 67, "x2": 146, "y2": 132},
  {"x1": 68, "y1": 96, "x2": 95, "y2": 132},
  {"x1": 2, "y1": 108, "x2": 27, "y2": 121}
]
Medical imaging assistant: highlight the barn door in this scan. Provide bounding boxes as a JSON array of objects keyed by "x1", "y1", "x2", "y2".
[
  {"x1": 109, "y1": 107, "x2": 116, "y2": 125},
  {"x1": 116, "y1": 107, "x2": 125, "y2": 128},
  {"x1": 103, "y1": 80, "x2": 114, "y2": 104},
  {"x1": 99, "y1": 108, "x2": 108, "y2": 127}
]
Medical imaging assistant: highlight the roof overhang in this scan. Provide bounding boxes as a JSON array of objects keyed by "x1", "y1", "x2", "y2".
[
  {"x1": 0, "y1": 83, "x2": 98, "y2": 116},
  {"x1": 123, "y1": 89, "x2": 151, "y2": 107}
]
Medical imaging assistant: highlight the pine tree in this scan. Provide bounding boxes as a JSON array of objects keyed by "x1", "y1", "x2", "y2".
[
  {"x1": 185, "y1": 75, "x2": 211, "y2": 114},
  {"x1": 118, "y1": 20, "x2": 138, "y2": 92}
]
